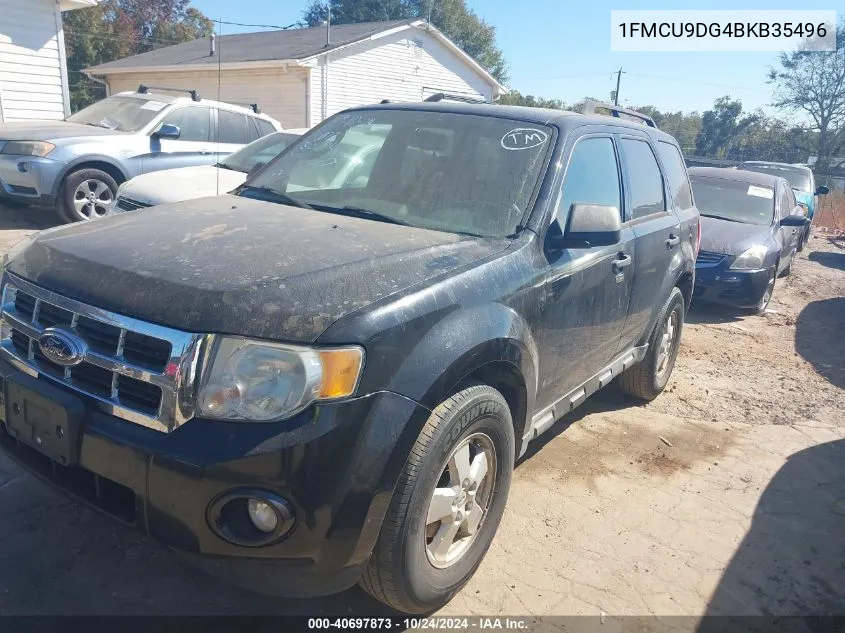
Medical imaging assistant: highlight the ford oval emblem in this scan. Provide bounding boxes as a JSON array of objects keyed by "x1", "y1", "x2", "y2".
[{"x1": 38, "y1": 329, "x2": 87, "y2": 367}]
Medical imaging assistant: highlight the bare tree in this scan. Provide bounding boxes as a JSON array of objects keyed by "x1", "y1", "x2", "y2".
[{"x1": 769, "y1": 25, "x2": 845, "y2": 170}]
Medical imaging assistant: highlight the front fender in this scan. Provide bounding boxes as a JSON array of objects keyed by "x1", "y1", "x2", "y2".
[{"x1": 50, "y1": 154, "x2": 130, "y2": 195}]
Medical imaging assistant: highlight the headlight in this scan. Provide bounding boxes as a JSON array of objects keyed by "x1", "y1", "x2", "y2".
[
  {"x1": 197, "y1": 337, "x2": 364, "y2": 422},
  {"x1": 730, "y1": 245, "x2": 768, "y2": 270},
  {"x1": 1, "y1": 141, "x2": 56, "y2": 157}
]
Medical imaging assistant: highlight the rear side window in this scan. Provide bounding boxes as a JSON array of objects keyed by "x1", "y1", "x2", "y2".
[
  {"x1": 657, "y1": 141, "x2": 693, "y2": 210},
  {"x1": 620, "y1": 139, "x2": 666, "y2": 220},
  {"x1": 255, "y1": 118, "x2": 276, "y2": 137},
  {"x1": 218, "y1": 110, "x2": 249, "y2": 144},
  {"x1": 159, "y1": 107, "x2": 211, "y2": 143},
  {"x1": 559, "y1": 137, "x2": 621, "y2": 219}
]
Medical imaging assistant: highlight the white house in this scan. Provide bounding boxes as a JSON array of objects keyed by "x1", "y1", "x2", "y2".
[
  {"x1": 0, "y1": 0, "x2": 99, "y2": 122},
  {"x1": 84, "y1": 19, "x2": 507, "y2": 129}
]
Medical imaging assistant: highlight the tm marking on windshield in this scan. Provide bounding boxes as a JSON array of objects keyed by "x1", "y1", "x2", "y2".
[{"x1": 501, "y1": 128, "x2": 548, "y2": 151}]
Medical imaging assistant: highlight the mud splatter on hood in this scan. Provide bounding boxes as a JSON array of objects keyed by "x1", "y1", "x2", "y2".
[{"x1": 6, "y1": 196, "x2": 510, "y2": 342}]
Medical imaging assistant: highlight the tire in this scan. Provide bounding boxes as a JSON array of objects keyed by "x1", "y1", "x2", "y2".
[
  {"x1": 754, "y1": 268, "x2": 776, "y2": 315},
  {"x1": 797, "y1": 228, "x2": 808, "y2": 252},
  {"x1": 617, "y1": 287, "x2": 685, "y2": 401},
  {"x1": 360, "y1": 384, "x2": 515, "y2": 614},
  {"x1": 57, "y1": 168, "x2": 118, "y2": 223},
  {"x1": 780, "y1": 254, "x2": 793, "y2": 278}
]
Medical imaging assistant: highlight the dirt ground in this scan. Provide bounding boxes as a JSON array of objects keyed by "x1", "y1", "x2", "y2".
[{"x1": 0, "y1": 203, "x2": 843, "y2": 625}]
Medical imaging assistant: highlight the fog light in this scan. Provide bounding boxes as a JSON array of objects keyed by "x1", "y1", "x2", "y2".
[
  {"x1": 17, "y1": 162, "x2": 29, "y2": 173},
  {"x1": 247, "y1": 498, "x2": 278, "y2": 533}
]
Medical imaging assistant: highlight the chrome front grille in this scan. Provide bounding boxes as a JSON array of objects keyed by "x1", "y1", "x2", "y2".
[
  {"x1": 115, "y1": 197, "x2": 151, "y2": 212},
  {"x1": 695, "y1": 251, "x2": 727, "y2": 266},
  {"x1": 0, "y1": 274, "x2": 205, "y2": 433}
]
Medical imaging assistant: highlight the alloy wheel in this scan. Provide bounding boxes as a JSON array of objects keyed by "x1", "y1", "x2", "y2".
[
  {"x1": 656, "y1": 309, "x2": 678, "y2": 378},
  {"x1": 424, "y1": 432, "x2": 497, "y2": 569},
  {"x1": 72, "y1": 179, "x2": 114, "y2": 220}
]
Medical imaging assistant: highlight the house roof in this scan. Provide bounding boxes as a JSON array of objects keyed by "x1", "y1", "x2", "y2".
[
  {"x1": 86, "y1": 20, "x2": 415, "y2": 72},
  {"x1": 84, "y1": 19, "x2": 506, "y2": 93},
  {"x1": 60, "y1": 0, "x2": 100, "y2": 10}
]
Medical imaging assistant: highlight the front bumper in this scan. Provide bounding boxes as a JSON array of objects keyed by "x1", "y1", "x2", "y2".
[
  {"x1": 693, "y1": 261, "x2": 773, "y2": 309},
  {"x1": 0, "y1": 154, "x2": 64, "y2": 206},
  {"x1": 0, "y1": 357, "x2": 430, "y2": 597}
]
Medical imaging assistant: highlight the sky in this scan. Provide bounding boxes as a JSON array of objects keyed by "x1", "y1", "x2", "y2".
[{"x1": 190, "y1": 0, "x2": 838, "y2": 118}]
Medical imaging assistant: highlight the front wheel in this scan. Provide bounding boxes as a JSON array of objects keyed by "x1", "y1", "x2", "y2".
[
  {"x1": 57, "y1": 168, "x2": 118, "y2": 223},
  {"x1": 617, "y1": 286, "x2": 685, "y2": 401},
  {"x1": 360, "y1": 384, "x2": 515, "y2": 614},
  {"x1": 755, "y1": 269, "x2": 776, "y2": 315}
]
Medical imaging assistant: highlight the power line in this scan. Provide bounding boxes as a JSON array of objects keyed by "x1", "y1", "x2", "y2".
[{"x1": 213, "y1": 19, "x2": 300, "y2": 31}]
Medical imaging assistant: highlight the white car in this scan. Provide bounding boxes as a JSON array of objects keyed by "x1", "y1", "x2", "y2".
[{"x1": 112, "y1": 129, "x2": 307, "y2": 212}]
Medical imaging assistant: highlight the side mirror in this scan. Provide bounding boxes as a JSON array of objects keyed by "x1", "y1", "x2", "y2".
[
  {"x1": 816, "y1": 185, "x2": 830, "y2": 195},
  {"x1": 780, "y1": 215, "x2": 809, "y2": 227},
  {"x1": 548, "y1": 203, "x2": 622, "y2": 250},
  {"x1": 152, "y1": 123, "x2": 181, "y2": 140}
]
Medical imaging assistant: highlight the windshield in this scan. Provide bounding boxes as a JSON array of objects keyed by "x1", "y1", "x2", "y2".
[
  {"x1": 67, "y1": 96, "x2": 169, "y2": 132},
  {"x1": 739, "y1": 163, "x2": 812, "y2": 193},
  {"x1": 219, "y1": 132, "x2": 301, "y2": 173},
  {"x1": 240, "y1": 109, "x2": 553, "y2": 238},
  {"x1": 691, "y1": 176, "x2": 775, "y2": 226}
]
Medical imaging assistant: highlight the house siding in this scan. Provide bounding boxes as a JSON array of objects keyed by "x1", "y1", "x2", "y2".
[
  {"x1": 307, "y1": 27, "x2": 493, "y2": 127},
  {"x1": 0, "y1": 0, "x2": 68, "y2": 122},
  {"x1": 105, "y1": 67, "x2": 308, "y2": 129}
]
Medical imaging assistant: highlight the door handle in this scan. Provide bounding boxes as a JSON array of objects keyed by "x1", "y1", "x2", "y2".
[
  {"x1": 612, "y1": 254, "x2": 632, "y2": 273},
  {"x1": 665, "y1": 234, "x2": 681, "y2": 248}
]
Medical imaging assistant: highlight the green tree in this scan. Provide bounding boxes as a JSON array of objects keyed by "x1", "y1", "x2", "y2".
[
  {"x1": 497, "y1": 90, "x2": 566, "y2": 110},
  {"x1": 694, "y1": 96, "x2": 759, "y2": 158},
  {"x1": 63, "y1": 0, "x2": 213, "y2": 112},
  {"x1": 768, "y1": 24, "x2": 845, "y2": 170},
  {"x1": 302, "y1": 0, "x2": 508, "y2": 82}
]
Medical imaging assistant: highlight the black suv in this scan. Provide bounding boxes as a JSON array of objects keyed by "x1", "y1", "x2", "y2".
[{"x1": 0, "y1": 102, "x2": 699, "y2": 614}]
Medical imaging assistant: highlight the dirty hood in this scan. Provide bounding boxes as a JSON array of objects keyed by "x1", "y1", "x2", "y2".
[
  {"x1": 6, "y1": 196, "x2": 510, "y2": 342},
  {"x1": 0, "y1": 121, "x2": 122, "y2": 142},
  {"x1": 699, "y1": 215, "x2": 772, "y2": 257}
]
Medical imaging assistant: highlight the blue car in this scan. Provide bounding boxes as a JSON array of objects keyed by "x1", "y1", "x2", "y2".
[
  {"x1": 689, "y1": 167, "x2": 809, "y2": 314},
  {"x1": 737, "y1": 161, "x2": 829, "y2": 250}
]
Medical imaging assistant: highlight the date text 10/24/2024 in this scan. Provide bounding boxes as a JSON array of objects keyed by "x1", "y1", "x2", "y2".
[{"x1": 307, "y1": 617, "x2": 530, "y2": 630}]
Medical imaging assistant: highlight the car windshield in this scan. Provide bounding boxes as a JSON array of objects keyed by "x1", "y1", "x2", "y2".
[
  {"x1": 240, "y1": 109, "x2": 553, "y2": 238},
  {"x1": 67, "y1": 96, "x2": 169, "y2": 132},
  {"x1": 739, "y1": 163, "x2": 812, "y2": 193},
  {"x1": 219, "y1": 132, "x2": 301, "y2": 174},
  {"x1": 691, "y1": 176, "x2": 775, "y2": 226}
]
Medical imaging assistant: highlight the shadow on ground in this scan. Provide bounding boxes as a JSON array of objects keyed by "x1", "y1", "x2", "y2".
[
  {"x1": 687, "y1": 301, "x2": 746, "y2": 325},
  {"x1": 517, "y1": 388, "x2": 642, "y2": 464},
  {"x1": 698, "y1": 439, "x2": 845, "y2": 630},
  {"x1": 0, "y1": 203, "x2": 58, "y2": 230},
  {"x1": 808, "y1": 251, "x2": 845, "y2": 271},
  {"x1": 795, "y1": 297, "x2": 845, "y2": 390}
]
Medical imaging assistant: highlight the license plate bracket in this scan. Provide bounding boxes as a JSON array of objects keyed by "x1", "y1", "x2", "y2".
[{"x1": 2, "y1": 373, "x2": 84, "y2": 466}]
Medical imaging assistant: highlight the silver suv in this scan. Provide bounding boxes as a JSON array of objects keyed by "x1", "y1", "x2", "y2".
[{"x1": 0, "y1": 87, "x2": 283, "y2": 222}]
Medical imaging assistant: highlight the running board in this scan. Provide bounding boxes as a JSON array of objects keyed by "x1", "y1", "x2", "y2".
[{"x1": 519, "y1": 344, "x2": 648, "y2": 458}]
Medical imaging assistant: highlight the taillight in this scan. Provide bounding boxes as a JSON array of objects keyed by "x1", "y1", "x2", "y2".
[{"x1": 694, "y1": 221, "x2": 702, "y2": 256}]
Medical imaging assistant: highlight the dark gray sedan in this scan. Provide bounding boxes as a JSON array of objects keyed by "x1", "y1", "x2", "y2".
[{"x1": 689, "y1": 167, "x2": 809, "y2": 314}]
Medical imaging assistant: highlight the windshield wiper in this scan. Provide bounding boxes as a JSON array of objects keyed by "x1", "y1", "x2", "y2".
[
  {"x1": 701, "y1": 213, "x2": 743, "y2": 223},
  {"x1": 310, "y1": 204, "x2": 412, "y2": 227},
  {"x1": 83, "y1": 122, "x2": 112, "y2": 129},
  {"x1": 216, "y1": 163, "x2": 246, "y2": 173},
  {"x1": 237, "y1": 185, "x2": 313, "y2": 209}
]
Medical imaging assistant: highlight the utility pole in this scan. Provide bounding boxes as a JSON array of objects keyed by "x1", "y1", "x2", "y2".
[{"x1": 614, "y1": 67, "x2": 622, "y2": 105}]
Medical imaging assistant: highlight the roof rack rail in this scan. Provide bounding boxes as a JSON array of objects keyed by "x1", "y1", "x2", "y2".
[
  {"x1": 580, "y1": 100, "x2": 656, "y2": 128},
  {"x1": 423, "y1": 92, "x2": 488, "y2": 104},
  {"x1": 231, "y1": 102, "x2": 262, "y2": 114},
  {"x1": 137, "y1": 85, "x2": 201, "y2": 102}
]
